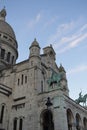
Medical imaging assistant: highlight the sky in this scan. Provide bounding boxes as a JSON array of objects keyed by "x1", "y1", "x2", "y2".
[{"x1": 0, "y1": 0, "x2": 87, "y2": 100}]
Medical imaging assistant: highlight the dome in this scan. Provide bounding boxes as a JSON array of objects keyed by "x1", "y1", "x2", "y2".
[
  {"x1": 0, "y1": 8, "x2": 18, "y2": 70},
  {"x1": 0, "y1": 8, "x2": 16, "y2": 39},
  {"x1": 30, "y1": 38, "x2": 40, "y2": 48},
  {"x1": 0, "y1": 20, "x2": 16, "y2": 39}
]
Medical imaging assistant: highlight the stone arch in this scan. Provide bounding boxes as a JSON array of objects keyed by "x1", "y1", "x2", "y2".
[
  {"x1": 67, "y1": 108, "x2": 74, "y2": 130},
  {"x1": 75, "y1": 113, "x2": 82, "y2": 130},
  {"x1": 0, "y1": 103, "x2": 6, "y2": 124},
  {"x1": 83, "y1": 117, "x2": 87, "y2": 130},
  {"x1": 40, "y1": 109, "x2": 54, "y2": 130}
]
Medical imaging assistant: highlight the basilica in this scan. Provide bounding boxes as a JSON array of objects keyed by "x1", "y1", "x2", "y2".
[{"x1": 0, "y1": 8, "x2": 87, "y2": 130}]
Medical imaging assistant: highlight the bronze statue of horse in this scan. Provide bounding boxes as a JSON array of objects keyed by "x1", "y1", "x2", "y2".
[
  {"x1": 75, "y1": 93, "x2": 87, "y2": 106},
  {"x1": 47, "y1": 68, "x2": 64, "y2": 86}
]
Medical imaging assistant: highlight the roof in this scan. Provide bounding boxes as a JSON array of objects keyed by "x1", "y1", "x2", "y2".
[
  {"x1": 0, "y1": 20, "x2": 16, "y2": 39},
  {"x1": 29, "y1": 38, "x2": 40, "y2": 49},
  {"x1": 0, "y1": 8, "x2": 16, "y2": 39}
]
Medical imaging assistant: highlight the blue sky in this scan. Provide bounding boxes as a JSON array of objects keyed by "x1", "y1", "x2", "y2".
[{"x1": 0, "y1": 0, "x2": 87, "y2": 100}]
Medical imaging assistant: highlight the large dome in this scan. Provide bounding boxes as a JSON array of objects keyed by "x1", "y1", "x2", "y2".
[
  {"x1": 0, "y1": 8, "x2": 16, "y2": 39},
  {"x1": 0, "y1": 20, "x2": 16, "y2": 39},
  {"x1": 0, "y1": 8, "x2": 18, "y2": 70}
]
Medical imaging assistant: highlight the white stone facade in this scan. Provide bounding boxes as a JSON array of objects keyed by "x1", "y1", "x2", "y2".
[{"x1": 0, "y1": 8, "x2": 87, "y2": 130}]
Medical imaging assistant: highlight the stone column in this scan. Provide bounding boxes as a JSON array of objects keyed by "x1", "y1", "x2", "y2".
[{"x1": 17, "y1": 118, "x2": 19, "y2": 130}]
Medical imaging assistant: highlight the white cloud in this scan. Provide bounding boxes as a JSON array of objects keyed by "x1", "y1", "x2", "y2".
[
  {"x1": 80, "y1": 24, "x2": 87, "y2": 32},
  {"x1": 70, "y1": 33, "x2": 87, "y2": 47},
  {"x1": 60, "y1": 33, "x2": 81, "y2": 44},
  {"x1": 58, "y1": 33, "x2": 87, "y2": 53},
  {"x1": 59, "y1": 23, "x2": 87, "y2": 45},
  {"x1": 58, "y1": 22, "x2": 74, "y2": 32},
  {"x1": 27, "y1": 13, "x2": 42, "y2": 29},
  {"x1": 48, "y1": 21, "x2": 74, "y2": 44},
  {"x1": 36, "y1": 13, "x2": 41, "y2": 22},
  {"x1": 67, "y1": 64, "x2": 87, "y2": 75},
  {"x1": 44, "y1": 16, "x2": 57, "y2": 28},
  {"x1": 49, "y1": 22, "x2": 87, "y2": 54}
]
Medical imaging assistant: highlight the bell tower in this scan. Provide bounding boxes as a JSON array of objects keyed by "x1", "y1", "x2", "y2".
[
  {"x1": 29, "y1": 38, "x2": 41, "y2": 67},
  {"x1": 29, "y1": 38, "x2": 40, "y2": 58}
]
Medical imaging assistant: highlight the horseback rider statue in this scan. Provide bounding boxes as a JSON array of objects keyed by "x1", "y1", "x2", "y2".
[{"x1": 75, "y1": 91, "x2": 87, "y2": 106}]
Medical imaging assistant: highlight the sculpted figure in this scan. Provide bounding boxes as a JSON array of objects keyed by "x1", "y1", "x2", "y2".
[{"x1": 47, "y1": 68, "x2": 64, "y2": 86}]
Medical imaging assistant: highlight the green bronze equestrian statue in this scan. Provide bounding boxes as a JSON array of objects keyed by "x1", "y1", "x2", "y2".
[
  {"x1": 75, "y1": 92, "x2": 87, "y2": 106},
  {"x1": 47, "y1": 68, "x2": 64, "y2": 86}
]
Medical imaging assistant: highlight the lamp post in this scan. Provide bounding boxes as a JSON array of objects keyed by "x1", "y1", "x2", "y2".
[{"x1": 45, "y1": 97, "x2": 53, "y2": 130}]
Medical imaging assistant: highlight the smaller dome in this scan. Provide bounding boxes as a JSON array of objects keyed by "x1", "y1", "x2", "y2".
[{"x1": 30, "y1": 38, "x2": 40, "y2": 48}]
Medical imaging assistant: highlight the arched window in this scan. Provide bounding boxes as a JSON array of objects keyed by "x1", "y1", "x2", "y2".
[
  {"x1": 12, "y1": 56, "x2": 14, "y2": 64},
  {"x1": 83, "y1": 117, "x2": 87, "y2": 130},
  {"x1": 13, "y1": 118, "x2": 17, "y2": 130},
  {"x1": 7, "y1": 52, "x2": 11, "y2": 62},
  {"x1": 19, "y1": 118, "x2": 23, "y2": 130},
  {"x1": 41, "y1": 110, "x2": 54, "y2": 130},
  {"x1": 21, "y1": 74, "x2": 24, "y2": 85},
  {"x1": 18, "y1": 78, "x2": 20, "y2": 86},
  {"x1": 25, "y1": 76, "x2": 27, "y2": 83},
  {"x1": 1, "y1": 48, "x2": 5, "y2": 59},
  {"x1": 0, "y1": 105, "x2": 5, "y2": 123},
  {"x1": 67, "y1": 109, "x2": 74, "y2": 130},
  {"x1": 41, "y1": 81, "x2": 44, "y2": 93},
  {"x1": 76, "y1": 113, "x2": 81, "y2": 130}
]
